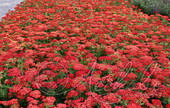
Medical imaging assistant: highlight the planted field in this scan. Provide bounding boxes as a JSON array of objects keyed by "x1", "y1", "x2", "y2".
[{"x1": 0, "y1": 0, "x2": 170, "y2": 108}]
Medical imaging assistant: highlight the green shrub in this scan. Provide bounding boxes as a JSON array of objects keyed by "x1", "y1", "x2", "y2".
[{"x1": 130, "y1": 0, "x2": 170, "y2": 17}]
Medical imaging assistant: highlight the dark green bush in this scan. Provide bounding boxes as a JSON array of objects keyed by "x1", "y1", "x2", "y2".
[{"x1": 130, "y1": 0, "x2": 170, "y2": 17}]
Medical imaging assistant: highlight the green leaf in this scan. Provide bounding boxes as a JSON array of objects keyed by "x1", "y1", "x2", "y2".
[
  {"x1": 0, "y1": 85, "x2": 13, "y2": 88},
  {"x1": 0, "y1": 88, "x2": 8, "y2": 98},
  {"x1": 168, "y1": 98, "x2": 170, "y2": 104},
  {"x1": 122, "y1": 26, "x2": 127, "y2": 32},
  {"x1": 54, "y1": 51, "x2": 61, "y2": 55}
]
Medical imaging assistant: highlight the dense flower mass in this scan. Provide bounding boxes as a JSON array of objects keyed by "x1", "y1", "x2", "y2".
[{"x1": 0, "y1": 0, "x2": 170, "y2": 107}]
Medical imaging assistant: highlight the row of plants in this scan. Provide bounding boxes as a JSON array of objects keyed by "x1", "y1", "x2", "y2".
[
  {"x1": 0, "y1": 0, "x2": 170, "y2": 107},
  {"x1": 129, "y1": 0, "x2": 170, "y2": 17},
  {"x1": 129, "y1": 0, "x2": 170, "y2": 26}
]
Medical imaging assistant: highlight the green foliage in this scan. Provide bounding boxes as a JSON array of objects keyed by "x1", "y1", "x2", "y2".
[{"x1": 130, "y1": 0, "x2": 170, "y2": 17}]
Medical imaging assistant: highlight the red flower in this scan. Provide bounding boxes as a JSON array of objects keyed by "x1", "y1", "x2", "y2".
[
  {"x1": 9, "y1": 84, "x2": 22, "y2": 93},
  {"x1": 46, "y1": 8, "x2": 56, "y2": 13},
  {"x1": 68, "y1": 73, "x2": 75, "y2": 78},
  {"x1": 150, "y1": 79, "x2": 161, "y2": 87},
  {"x1": 41, "y1": 81, "x2": 58, "y2": 89},
  {"x1": 125, "y1": 72, "x2": 137, "y2": 81},
  {"x1": 66, "y1": 90, "x2": 79, "y2": 98},
  {"x1": 152, "y1": 99, "x2": 162, "y2": 107},
  {"x1": 34, "y1": 14, "x2": 45, "y2": 20},
  {"x1": 0, "y1": 99, "x2": 19, "y2": 106},
  {"x1": 110, "y1": 82, "x2": 125, "y2": 90},
  {"x1": 73, "y1": 63, "x2": 86, "y2": 70},
  {"x1": 105, "y1": 46, "x2": 115, "y2": 54},
  {"x1": 8, "y1": 67, "x2": 21, "y2": 77},
  {"x1": 100, "y1": 103, "x2": 112, "y2": 108},
  {"x1": 98, "y1": 56, "x2": 112, "y2": 61},
  {"x1": 24, "y1": 58, "x2": 35, "y2": 68},
  {"x1": 17, "y1": 87, "x2": 32, "y2": 98},
  {"x1": 0, "y1": 101, "x2": 8, "y2": 106},
  {"x1": 166, "y1": 104, "x2": 170, "y2": 108},
  {"x1": 103, "y1": 93, "x2": 120, "y2": 103},
  {"x1": 141, "y1": 78, "x2": 151, "y2": 83},
  {"x1": 56, "y1": 103, "x2": 67, "y2": 108},
  {"x1": 76, "y1": 84, "x2": 86, "y2": 92},
  {"x1": 43, "y1": 96, "x2": 56, "y2": 106},
  {"x1": 115, "y1": 72, "x2": 127, "y2": 78},
  {"x1": 72, "y1": 27, "x2": 81, "y2": 33},
  {"x1": 27, "y1": 97, "x2": 34, "y2": 102},
  {"x1": 29, "y1": 90, "x2": 41, "y2": 99},
  {"x1": 29, "y1": 99, "x2": 39, "y2": 105},
  {"x1": 126, "y1": 103, "x2": 142, "y2": 108},
  {"x1": 76, "y1": 71, "x2": 86, "y2": 77},
  {"x1": 136, "y1": 82, "x2": 147, "y2": 90},
  {"x1": 27, "y1": 104, "x2": 39, "y2": 108},
  {"x1": 139, "y1": 56, "x2": 153, "y2": 65},
  {"x1": 25, "y1": 50, "x2": 34, "y2": 57},
  {"x1": 115, "y1": 106, "x2": 124, "y2": 108},
  {"x1": 24, "y1": 68, "x2": 38, "y2": 77}
]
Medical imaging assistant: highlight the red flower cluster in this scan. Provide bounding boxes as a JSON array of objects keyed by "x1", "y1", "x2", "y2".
[{"x1": 0, "y1": 0, "x2": 169, "y2": 107}]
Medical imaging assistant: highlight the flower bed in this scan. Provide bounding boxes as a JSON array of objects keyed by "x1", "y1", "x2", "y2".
[{"x1": 0, "y1": 0, "x2": 170, "y2": 108}]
